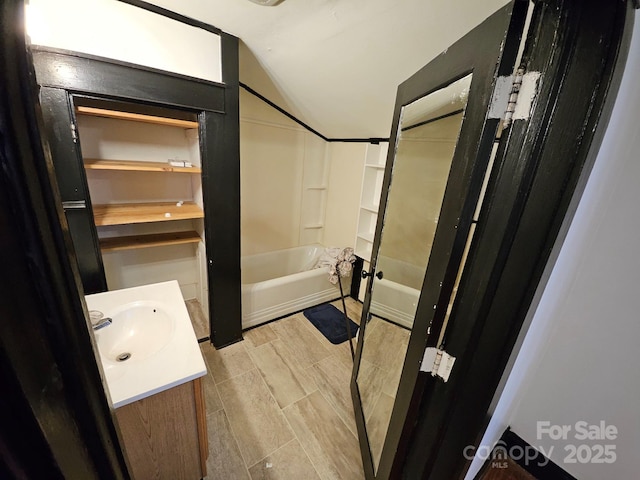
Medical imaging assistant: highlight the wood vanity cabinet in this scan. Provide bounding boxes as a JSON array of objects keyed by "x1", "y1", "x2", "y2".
[{"x1": 115, "y1": 377, "x2": 208, "y2": 479}]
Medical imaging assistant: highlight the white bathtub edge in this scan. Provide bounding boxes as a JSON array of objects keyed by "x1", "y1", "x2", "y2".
[
  {"x1": 242, "y1": 287, "x2": 340, "y2": 330},
  {"x1": 370, "y1": 300, "x2": 415, "y2": 329}
]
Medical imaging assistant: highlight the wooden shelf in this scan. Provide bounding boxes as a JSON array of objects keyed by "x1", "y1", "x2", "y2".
[
  {"x1": 84, "y1": 159, "x2": 201, "y2": 174},
  {"x1": 93, "y1": 202, "x2": 204, "y2": 226},
  {"x1": 76, "y1": 106, "x2": 198, "y2": 129},
  {"x1": 100, "y1": 231, "x2": 201, "y2": 252},
  {"x1": 365, "y1": 164, "x2": 385, "y2": 169}
]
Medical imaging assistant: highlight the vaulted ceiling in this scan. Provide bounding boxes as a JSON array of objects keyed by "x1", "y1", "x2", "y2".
[{"x1": 148, "y1": 0, "x2": 510, "y2": 138}]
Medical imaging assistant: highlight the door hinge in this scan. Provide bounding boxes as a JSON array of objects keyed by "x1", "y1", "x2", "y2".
[
  {"x1": 420, "y1": 347, "x2": 456, "y2": 382},
  {"x1": 70, "y1": 123, "x2": 78, "y2": 143},
  {"x1": 488, "y1": 68, "x2": 541, "y2": 128},
  {"x1": 502, "y1": 68, "x2": 525, "y2": 128}
]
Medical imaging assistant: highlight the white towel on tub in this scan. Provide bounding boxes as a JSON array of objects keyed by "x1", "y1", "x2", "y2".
[{"x1": 314, "y1": 247, "x2": 356, "y2": 284}]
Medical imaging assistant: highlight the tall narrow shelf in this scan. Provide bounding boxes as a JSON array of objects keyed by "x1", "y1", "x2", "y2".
[
  {"x1": 93, "y1": 202, "x2": 204, "y2": 226},
  {"x1": 355, "y1": 143, "x2": 389, "y2": 261}
]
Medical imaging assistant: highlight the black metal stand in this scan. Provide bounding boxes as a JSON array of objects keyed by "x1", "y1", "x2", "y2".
[{"x1": 338, "y1": 273, "x2": 355, "y2": 361}]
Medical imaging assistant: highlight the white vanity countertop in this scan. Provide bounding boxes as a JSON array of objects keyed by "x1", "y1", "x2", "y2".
[{"x1": 85, "y1": 280, "x2": 207, "y2": 409}]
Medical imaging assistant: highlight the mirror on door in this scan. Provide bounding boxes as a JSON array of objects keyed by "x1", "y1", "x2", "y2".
[{"x1": 355, "y1": 74, "x2": 472, "y2": 472}]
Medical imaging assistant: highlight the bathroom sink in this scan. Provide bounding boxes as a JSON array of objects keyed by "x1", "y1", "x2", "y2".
[
  {"x1": 85, "y1": 281, "x2": 206, "y2": 408},
  {"x1": 95, "y1": 301, "x2": 175, "y2": 363}
]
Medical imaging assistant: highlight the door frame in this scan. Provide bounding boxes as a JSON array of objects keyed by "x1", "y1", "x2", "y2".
[
  {"x1": 0, "y1": 1, "x2": 129, "y2": 476},
  {"x1": 30, "y1": 40, "x2": 242, "y2": 348},
  {"x1": 351, "y1": 1, "x2": 635, "y2": 479},
  {"x1": 351, "y1": 2, "x2": 530, "y2": 477}
]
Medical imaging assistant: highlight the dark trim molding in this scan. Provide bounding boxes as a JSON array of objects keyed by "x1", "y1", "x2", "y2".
[
  {"x1": 117, "y1": 0, "x2": 224, "y2": 35},
  {"x1": 31, "y1": 34, "x2": 243, "y2": 347},
  {"x1": 329, "y1": 137, "x2": 390, "y2": 143},
  {"x1": 33, "y1": 47, "x2": 225, "y2": 113},
  {"x1": 240, "y1": 82, "x2": 328, "y2": 140},
  {"x1": 240, "y1": 82, "x2": 390, "y2": 144},
  {"x1": 204, "y1": 32, "x2": 243, "y2": 347},
  {"x1": 401, "y1": 108, "x2": 464, "y2": 132}
]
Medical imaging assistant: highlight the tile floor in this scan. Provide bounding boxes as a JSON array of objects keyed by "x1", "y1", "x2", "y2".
[
  {"x1": 185, "y1": 299, "x2": 208, "y2": 340},
  {"x1": 199, "y1": 298, "x2": 365, "y2": 480},
  {"x1": 356, "y1": 317, "x2": 411, "y2": 468}
]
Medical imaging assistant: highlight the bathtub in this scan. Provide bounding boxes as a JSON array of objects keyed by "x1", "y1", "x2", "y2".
[
  {"x1": 369, "y1": 279, "x2": 420, "y2": 329},
  {"x1": 369, "y1": 255, "x2": 423, "y2": 329},
  {"x1": 241, "y1": 245, "x2": 341, "y2": 329}
]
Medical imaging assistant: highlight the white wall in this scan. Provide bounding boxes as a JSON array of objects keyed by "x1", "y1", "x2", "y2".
[
  {"x1": 323, "y1": 143, "x2": 367, "y2": 249},
  {"x1": 240, "y1": 89, "x2": 374, "y2": 258},
  {"x1": 240, "y1": 89, "x2": 330, "y2": 256},
  {"x1": 25, "y1": 0, "x2": 221, "y2": 83},
  {"x1": 466, "y1": 18, "x2": 640, "y2": 479}
]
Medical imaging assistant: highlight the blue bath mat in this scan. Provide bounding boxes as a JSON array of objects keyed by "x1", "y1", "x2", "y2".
[{"x1": 303, "y1": 303, "x2": 359, "y2": 345}]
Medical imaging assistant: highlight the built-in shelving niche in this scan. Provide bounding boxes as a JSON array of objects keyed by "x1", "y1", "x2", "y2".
[
  {"x1": 299, "y1": 134, "x2": 331, "y2": 245},
  {"x1": 76, "y1": 99, "x2": 209, "y2": 336},
  {"x1": 354, "y1": 142, "x2": 388, "y2": 300},
  {"x1": 355, "y1": 143, "x2": 388, "y2": 261}
]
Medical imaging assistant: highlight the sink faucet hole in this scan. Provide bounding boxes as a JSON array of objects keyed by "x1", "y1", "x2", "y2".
[{"x1": 117, "y1": 352, "x2": 132, "y2": 362}]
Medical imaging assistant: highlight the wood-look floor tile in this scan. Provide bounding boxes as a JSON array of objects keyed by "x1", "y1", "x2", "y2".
[
  {"x1": 307, "y1": 355, "x2": 357, "y2": 435},
  {"x1": 333, "y1": 341, "x2": 356, "y2": 370},
  {"x1": 367, "y1": 393, "x2": 395, "y2": 471},
  {"x1": 217, "y1": 369, "x2": 295, "y2": 467},
  {"x1": 248, "y1": 439, "x2": 321, "y2": 480},
  {"x1": 249, "y1": 339, "x2": 317, "y2": 409},
  {"x1": 205, "y1": 409, "x2": 250, "y2": 480},
  {"x1": 381, "y1": 348, "x2": 407, "y2": 399},
  {"x1": 360, "y1": 318, "x2": 410, "y2": 372},
  {"x1": 284, "y1": 391, "x2": 364, "y2": 480},
  {"x1": 244, "y1": 323, "x2": 279, "y2": 349},
  {"x1": 185, "y1": 299, "x2": 208, "y2": 340},
  {"x1": 202, "y1": 340, "x2": 255, "y2": 384},
  {"x1": 202, "y1": 370, "x2": 223, "y2": 413},
  {"x1": 269, "y1": 315, "x2": 332, "y2": 369},
  {"x1": 354, "y1": 359, "x2": 387, "y2": 421},
  {"x1": 330, "y1": 298, "x2": 362, "y2": 325}
]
